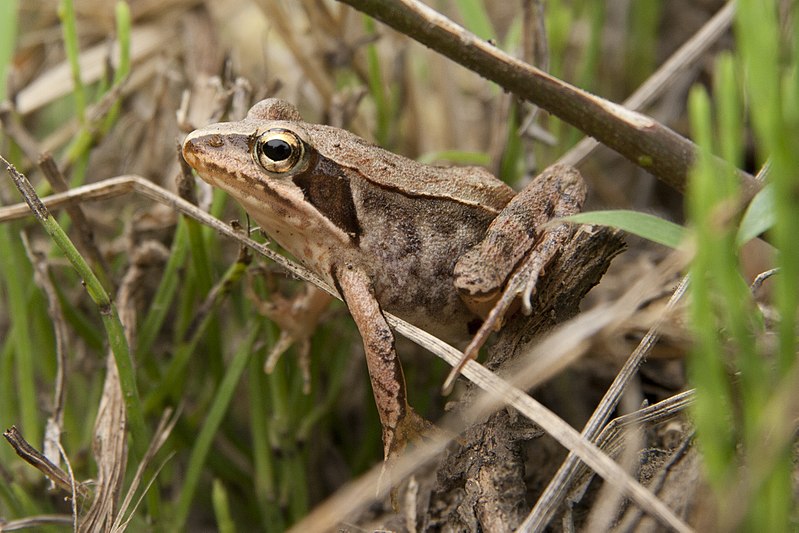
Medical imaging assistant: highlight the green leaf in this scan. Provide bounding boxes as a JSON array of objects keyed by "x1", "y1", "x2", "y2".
[
  {"x1": 561, "y1": 210, "x2": 686, "y2": 248},
  {"x1": 737, "y1": 182, "x2": 775, "y2": 246}
]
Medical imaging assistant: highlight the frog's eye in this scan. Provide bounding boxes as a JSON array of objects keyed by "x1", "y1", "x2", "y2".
[{"x1": 254, "y1": 129, "x2": 306, "y2": 174}]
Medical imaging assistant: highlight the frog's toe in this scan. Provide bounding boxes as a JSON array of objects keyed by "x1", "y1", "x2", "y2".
[{"x1": 383, "y1": 408, "x2": 435, "y2": 461}]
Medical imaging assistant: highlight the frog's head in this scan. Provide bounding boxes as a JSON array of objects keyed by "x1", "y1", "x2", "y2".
[
  {"x1": 181, "y1": 99, "x2": 356, "y2": 259},
  {"x1": 182, "y1": 99, "x2": 315, "y2": 192}
]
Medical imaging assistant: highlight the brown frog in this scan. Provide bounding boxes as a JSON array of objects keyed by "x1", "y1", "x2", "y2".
[{"x1": 182, "y1": 99, "x2": 585, "y2": 459}]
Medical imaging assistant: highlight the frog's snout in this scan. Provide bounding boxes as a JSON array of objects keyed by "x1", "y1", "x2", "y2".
[{"x1": 182, "y1": 130, "x2": 214, "y2": 168}]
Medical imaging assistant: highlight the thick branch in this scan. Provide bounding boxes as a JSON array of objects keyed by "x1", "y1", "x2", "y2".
[{"x1": 336, "y1": 0, "x2": 760, "y2": 200}]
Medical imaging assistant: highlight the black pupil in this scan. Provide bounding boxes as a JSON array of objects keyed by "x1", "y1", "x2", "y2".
[{"x1": 263, "y1": 138, "x2": 292, "y2": 161}]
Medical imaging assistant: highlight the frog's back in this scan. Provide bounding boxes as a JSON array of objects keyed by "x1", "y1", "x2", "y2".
[{"x1": 307, "y1": 124, "x2": 515, "y2": 215}]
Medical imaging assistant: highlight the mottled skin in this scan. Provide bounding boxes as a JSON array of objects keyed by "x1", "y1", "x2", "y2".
[{"x1": 182, "y1": 99, "x2": 585, "y2": 459}]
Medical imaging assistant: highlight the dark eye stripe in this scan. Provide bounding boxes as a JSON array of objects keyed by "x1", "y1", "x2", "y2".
[{"x1": 292, "y1": 157, "x2": 361, "y2": 241}]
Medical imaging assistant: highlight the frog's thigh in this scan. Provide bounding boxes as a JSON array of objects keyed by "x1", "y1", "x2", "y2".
[
  {"x1": 335, "y1": 264, "x2": 410, "y2": 459},
  {"x1": 454, "y1": 164, "x2": 586, "y2": 299}
]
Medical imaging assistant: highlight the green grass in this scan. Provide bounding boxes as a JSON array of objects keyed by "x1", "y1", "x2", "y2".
[
  {"x1": 565, "y1": 7, "x2": 798, "y2": 525},
  {"x1": 172, "y1": 323, "x2": 260, "y2": 530},
  {"x1": 0, "y1": 0, "x2": 17, "y2": 101},
  {"x1": 704, "y1": 0, "x2": 799, "y2": 531},
  {"x1": 685, "y1": 3, "x2": 798, "y2": 524}
]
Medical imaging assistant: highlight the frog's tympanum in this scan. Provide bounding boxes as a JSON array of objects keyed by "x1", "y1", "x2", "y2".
[{"x1": 182, "y1": 99, "x2": 585, "y2": 459}]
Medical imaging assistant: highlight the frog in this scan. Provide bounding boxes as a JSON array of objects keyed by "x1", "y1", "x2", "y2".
[{"x1": 181, "y1": 98, "x2": 586, "y2": 460}]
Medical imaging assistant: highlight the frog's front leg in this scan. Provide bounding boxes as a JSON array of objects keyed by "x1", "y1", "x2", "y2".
[
  {"x1": 247, "y1": 282, "x2": 333, "y2": 394},
  {"x1": 448, "y1": 164, "x2": 586, "y2": 387},
  {"x1": 335, "y1": 263, "x2": 426, "y2": 460}
]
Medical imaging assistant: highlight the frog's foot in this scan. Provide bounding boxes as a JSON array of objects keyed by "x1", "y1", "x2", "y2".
[
  {"x1": 378, "y1": 407, "x2": 436, "y2": 498},
  {"x1": 383, "y1": 407, "x2": 435, "y2": 460},
  {"x1": 247, "y1": 280, "x2": 332, "y2": 393},
  {"x1": 263, "y1": 331, "x2": 312, "y2": 392}
]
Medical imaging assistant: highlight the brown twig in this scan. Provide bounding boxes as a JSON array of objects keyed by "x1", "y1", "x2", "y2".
[
  {"x1": 3, "y1": 426, "x2": 89, "y2": 500},
  {"x1": 335, "y1": 0, "x2": 760, "y2": 201}
]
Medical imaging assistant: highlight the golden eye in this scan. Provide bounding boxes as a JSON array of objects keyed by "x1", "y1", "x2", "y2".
[{"x1": 254, "y1": 129, "x2": 306, "y2": 174}]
